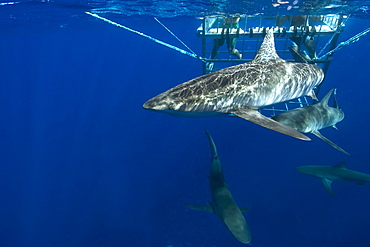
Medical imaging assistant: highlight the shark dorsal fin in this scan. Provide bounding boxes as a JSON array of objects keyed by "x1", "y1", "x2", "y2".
[
  {"x1": 321, "y1": 178, "x2": 334, "y2": 197},
  {"x1": 333, "y1": 161, "x2": 347, "y2": 169},
  {"x1": 252, "y1": 28, "x2": 281, "y2": 63},
  {"x1": 318, "y1": 88, "x2": 335, "y2": 106}
]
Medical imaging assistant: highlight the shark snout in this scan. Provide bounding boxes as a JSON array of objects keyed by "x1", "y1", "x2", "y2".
[
  {"x1": 296, "y1": 166, "x2": 311, "y2": 175},
  {"x1": 142, "y1": 99, "x2": 157, "y2": 110},
  {"x1": 143, "y1": 96, "x2": 170, "y2": 111}
]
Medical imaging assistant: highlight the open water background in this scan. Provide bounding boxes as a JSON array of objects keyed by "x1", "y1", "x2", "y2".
[{"x1": 0, "y1": 1, "x2": 370, "y2": 246}]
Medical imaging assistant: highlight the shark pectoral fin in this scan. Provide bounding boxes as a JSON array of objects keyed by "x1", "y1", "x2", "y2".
[
  {"x1": 311, "y1": 130, "x2": 350, "y2": 155},
  {"x1": 321, "y1": 178, "x2": 334, "y2": 197},
  {"x1": 239, "y1": 207, "x2": 249, "y2": 213},
  {"x1": 357, "y1": 182, "x2": 366, "y2": 186},
  {"x1": 229, "y1": 107, "x2": 311, "y2": 141},
  {"x1": 185, "y1": 204, "x2": 214, "y2": 213}
]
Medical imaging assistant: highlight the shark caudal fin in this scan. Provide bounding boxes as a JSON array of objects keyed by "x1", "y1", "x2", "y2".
[
  {"x1": 229, "y1": 107, "x2": 311, "y2": 141},
  {"x1": 311, "y1": 130, "x2": 350, "y2": 155}
]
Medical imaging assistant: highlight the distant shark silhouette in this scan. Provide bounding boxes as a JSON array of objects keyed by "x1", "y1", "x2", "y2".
[
  {"x1": 185, "y1": 131, "x2": 251, "y2": 244},
  {"x1": 297, "y1": 162, "x2": 370, "y2": 196},
  {"x1": 272, "y1": 88, "x2": 349, "y2": 155},
  {"x1": 143, "y1": 28, "x2": 324, "y2": 141}
]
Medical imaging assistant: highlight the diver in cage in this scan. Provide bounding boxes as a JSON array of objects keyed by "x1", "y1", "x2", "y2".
[
  {"x1": 277, "y1": 15, "x2": 322, "y2": 61},
  {"x1": 207, "y1": 16, "x2": 243, "y2": 71}
]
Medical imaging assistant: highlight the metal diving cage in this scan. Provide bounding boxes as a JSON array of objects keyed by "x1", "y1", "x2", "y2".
[{"x1": 196, "y1": 14, "x2": 347, "y2": 117}]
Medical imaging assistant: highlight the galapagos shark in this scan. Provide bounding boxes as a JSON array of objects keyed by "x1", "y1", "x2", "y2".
[
  {"x1": 296, "y1": 162, "x2": 370, "y2": 196},
  {"x1": 185, "y1": 131, "x2": 251, "y2": 244},
  {"x1": 143, "y1": 28, "x2": 324, "y2": 141},
  {"x1": 272, "y1": 88, "x2": 349, "y2": 155}
]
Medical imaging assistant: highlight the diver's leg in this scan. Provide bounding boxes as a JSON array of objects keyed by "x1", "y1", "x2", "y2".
[
  {"x1": 208, "y1": 38, "x2": 224, "y2": 72},
  {"x1": 305, "y1": 36, "x2": 316, "y2": 59},
  {"x1": 211, "y1": 38, "x2": 224, "y2": 59},
  {"x1": 227, "y1": 37, "x2": 242, "y2": 59}
]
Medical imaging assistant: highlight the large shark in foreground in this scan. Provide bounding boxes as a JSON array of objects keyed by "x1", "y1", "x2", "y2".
[
  {"x1": 143, "y1": 28, "x2": 324, "y2": 141},
  {"x1": 185, "y1": 131, "x2": 251, "y2": 244},
  {"x1": 272, "y1": 88, "x2": 349, "y2": 155},
  {"x1": 297, "y1": 162, "x2": 370, "y2": 196}
]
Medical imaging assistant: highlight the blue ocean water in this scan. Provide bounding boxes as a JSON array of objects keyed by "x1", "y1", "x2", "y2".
[{"x1": 0, "y1": 1, "x2": 370, "y2": 247}]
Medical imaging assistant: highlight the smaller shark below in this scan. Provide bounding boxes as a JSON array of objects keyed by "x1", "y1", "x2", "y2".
[
  {"x1": 272, "y1": 88, "x2": 349, "y2": 155},
  {"x1": 296, "y1": 162, "x2": 370, "y2": 196},
  {"x1": 185, "y1": 131, "x2": 251, "y2": 244}
]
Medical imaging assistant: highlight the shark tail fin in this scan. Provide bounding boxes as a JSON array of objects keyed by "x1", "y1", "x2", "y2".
[
  {"x1": 319, "y1": 88, "x2": 335, "y2": 106},
  {"x1": 311, "y1": 130, "x2": 350, "y2": 155},
  {"x1": 321, "y1": 178, "x2": 334, "y2": 197},
  {"x1": 185, "y1": 204, "x2": 214, "y2": 213},
  {"x1": 229, "y1": 107, "x2": 311, "y2": 141}
]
